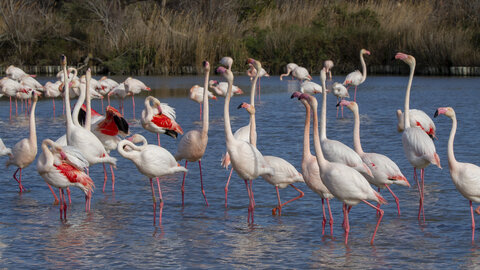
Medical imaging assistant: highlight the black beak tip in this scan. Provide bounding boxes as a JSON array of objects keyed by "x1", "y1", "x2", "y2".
[
  {"x1": 237, "y1": 103, "x2": 243, "y2": 109},
  {"x1": 290, "y1": 93, "x2": 296, "y2": 99},
  {"x1": 433, "y1": 110, "x2": 439, "y2": 118},
  {"x1": 336, "y1": 102, "x2": 340, "y2": 107}
]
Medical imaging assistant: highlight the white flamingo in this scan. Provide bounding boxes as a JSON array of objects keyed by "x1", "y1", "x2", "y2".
[
  {"x1": 332, "y1": 82, "x2": 349, "y2": 118},
  {"x1": 279, "y1": 63, "x2": 299, "y2": 81},
  {"x1": 189, "y1": 84, "x2": 217, "y2": 120},
  {"x1": 124, "y1": 77, "x2": 151, "y2": 119},
  {"x1": 343, "y1": 49, "x2": 370, "y2": 101},
  {"x1": 397, "y1": 109, "x2": 436, "y2": 139},
  {"x1": 141, "y1": 96, "x2": 183, "y2": 146}
]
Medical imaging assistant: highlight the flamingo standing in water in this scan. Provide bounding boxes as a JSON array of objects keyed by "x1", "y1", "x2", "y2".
[
  {"x1": 397, "y1": 109, "x2": 436, "y2": 139},
  {"x1": 300, "y1": 80, "x2": 323, "y2": 95},
  {"x1": 435, "y1": 107, "x2": 480, "y2": 243},
  {"x1": 300, "y1": 93, "x2": 386, "y2": 245},
  {"x1": 247, "y1": 62, "x2": 269, "y2": 102},
  {"x1": 124, "y1": 77, "x2": 151, "y2": 119},
  {"x1": 279, "y1": 63, "x2": 299, "y2": 81},
  {"x1": 332, "y1": 82, "x2": 349, "y2": 118},
  {"x1": 209, "y1": 80, "x2": 243, "y2": 97},
  {"x1": 189, "y1": 84, "x2": 217, "y2": 121},
  {"x1": 218, "y1": 65, "x2": 273, "y2": 223},
  {"x1": 291, "y1": 91, "x2": 334, "y2": 235},
  {"x1": 141, "y1": 96, "x2": 183, "y2": 146},
  {"x1": 341, "y1": 100, "x2": 410, "y2": 215},
  {"x1": 44, "y1": 81, "x2": 63, "y2": 117},
  {"x1": 396, "y1": 52, "x2": 441, "y2": 223},
  {"x1": 292, "y1": 66, "x2": 312, "y2": 81},
  {"x1": 37, "y1": 139, "x2": 94, "y2": 220},
  {"x1": 175, "y1": 61, "x2": 211, "y2": 206},
  {"x1": 118, "y1": 134, "x2": 187, "y2": 225},
  {"x1": 108, "y1": 83, "x2": 127, "y2": 114},
  {"x1": 1, "y1": 77, "x2": 26, "y2": 118},
  {"x1": 343, "y1": 49, "x2": 370, "y2": 101},
  {"x1": 6, "y1": 91, "x2": 38, "y2": 193},
  {"x1": 223, "y1": 58, "x2": 260, "y2": 208}
]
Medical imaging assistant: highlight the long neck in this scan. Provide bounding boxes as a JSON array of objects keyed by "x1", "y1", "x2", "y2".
[
  {"x1": 29, "y1": 96, "x2": 37, "y2": 148},
  {"x1": 117, "y1": 140, "x2": 140, "y2": 160},
  {"x1": 41, "y1": 140, "x2": 54, "y2": 167},
  {"x1": 144, "y1": 96, "x2": 154, "y2": 118},
  {"x1": 63, "y1": 66, "x2": 74, "y2": 136},
  {"x1": 85, "y1": 73, "x2": 92, "y2": 131},
  {"x1": 201, "y1": 69, "x2": 209, "y2": 138},
  {"x1": 250, "y1": 73, "x2": 259, "y2": 106},
  {"x1": 224, "y1": 77, "x2": 234, "y2": 142},
  {"x1": 448, "y1": 115, "x2": 458, "y2": 169},
  {"x1": 403, "y1": 62, "x2": 415, "y2": 128},
  {"x1": 249, "y1": 113, "x2": 256, "y2": 147},
  {"x1": 360, "y1": 52, "x2": 367, "y2": 83},
  {"x1": 72, "y1": 83, "x2": 86, "y2": 127},
  {"x1": 352, "y1": 106, "x2": 364, "y2": 154},
  {"x1": 311, "y1": 100, "x2": 327, "y2": 167},
  {"x1": 320, "y1": 73, "x2": 327, "y2": 140},
  {"x1": 303, "y1": 102, "x2": 311, "y2": 160}
]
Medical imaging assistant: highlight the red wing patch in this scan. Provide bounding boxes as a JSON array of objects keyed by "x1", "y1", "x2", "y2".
[
  {"x1": 97, "y1": 118, "x2": 119, "y2": 136},
  {"x1": 81, "y1": 104, "x2": 102, "y2": 118},
  {"x1": 55, "y1": 163, "x2": 95, "y2": 191},
  {"x1": 151, "y1": 114, "x2": 183, "y2": 135}
]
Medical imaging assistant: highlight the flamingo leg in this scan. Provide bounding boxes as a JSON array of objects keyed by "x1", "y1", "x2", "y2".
[
  {"x1": 250, "y1": 180, "x2": 255, "y2": 223},
  {"x1": 376, "y1": 187, "x2": 381, "y2": 216},
  {"x1": 321, "y1": 198, "x2": 326, "y2": 235},
  {"x1": 198, "y1": 160, "x2": 209, "y2": 206},
  {"x1": 471, "y1": 201, "x2": 475, "y2": 243},
  {"x1": 150, "y1": 178, "x2": 157, "y2": 226},
  {"x1": 181, "y1": 161, "x2": 188, "y2": 207},
  {"x1": 199, "y1": 103, "x2": 202, "y2": 121},
  {"x1": 362, "y1": 199, "x2": 384, "y2": 245},
  {"x1": 341, "y1": 103, "x2": 344, "y2": 118},
  {"x1": 47, "y1": 183, "x2": 59, "y2": 205},
  {"x1": 59, "y1": 188, "x2": 64, "y2": 220},
  {"x1": 52, "y1": 98, "x2": 56, "y2": 119},
  {"x1": 414, "y1": 168, "x2": 423, "y2": 222},
  {"x1": 224, "y1": 168, "x2": 234, "y2": 208},
  {"x1": 326, "y1": 198, "x2": 334, "y2": 236},
  {"x1": 9, "y1": 96, "x2": 12, "y2": 120},
  {"x1": 275, "y1": 184, "x2": 304, "y2": 213},
  {"x1": 344, "y1": 204, "x2": 350, "y2": 245},
  {"x1": 131, "y1": 95, "x2": 135, "y2": 119},
  {"x1": 354, "y1": 86, "x2": 358, "y2": 102},
  {"x1": 110, "y1": 165, "x2": 115, "y2": 192},
  {"x1": 13, "y1": 168, "x2": 26, "y2": 192},
  {"x1": 156, "y1": 177, "x2": 164, "y2": 225},
  {"x1": 61, "y1": 189, "x2": 67, "y2": 220},
  {"x1": 244, "y1": 180, "x2": 251, "y2": 223},
  {"x1": 273, "y1": 186, "x2": 282, "y2": 216},
  {"x1": 157, "y1": 133, "x2": 161, "y2": 146},
  {"x1": 102, "y1": 163, "x2": 108, "y2": 193},
  {"x1": 67, "y1": 187, "x2": 71, "y2": 205},
  {"x1": 421, "y1": 168, "x2": 426, "y2": 223},
  {"x1": 386, "y1": 185, "x2": 401, "y2": 215}
]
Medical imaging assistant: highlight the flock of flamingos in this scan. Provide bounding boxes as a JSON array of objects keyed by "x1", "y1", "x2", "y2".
[{"x1": 0, "y1": 51, "x2": 478, "y2": 246}]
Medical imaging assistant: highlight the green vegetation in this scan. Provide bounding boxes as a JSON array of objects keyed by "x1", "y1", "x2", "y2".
[{"x1": 0, "y1": 0, "x2": 479, "y2": 74}]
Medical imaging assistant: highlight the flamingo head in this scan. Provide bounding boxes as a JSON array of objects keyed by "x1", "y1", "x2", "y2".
[
  {"x1": 202, "y1": 60, "x2": 210, "y2": 72},
  {"x1": 209, "y1": 80, "x2": 218, "y2": 87},
  {"x1": 434, "y1": 107, "x2": 455, "y2": 118},
  {"x1": 190, "y1": 85, "x2": 199, "y2": 93},
  {"x1": 237, "y1": 102, "x2": 255, "y2": 114},
  {"x1": 216, "y1": 67, "x2": 233, "y2": 82},
  {"x1": 60, "y1": 54, "x2": 67, "y2": 67},
  {"x1": 58, "y1": 150, "x2": 67, "y2": 161},
  {"x1": 337, "y1": 99, "x2": 357, "y2": 111},
  {"x1": 290, "y1": 91, "x2": 302, "y2": 99},
  {"x1": 234, "y1": 88, "x2": 244, "y2": 95},
  {"x1": 246, "y1": 58, "x2": 262, "y2": 72},
  {"x1": 395, "y1": 52, "x2": 416, "y2": 66},
  {"x1": 361, "y1": 49, "x2": 371, "y2": 55}
]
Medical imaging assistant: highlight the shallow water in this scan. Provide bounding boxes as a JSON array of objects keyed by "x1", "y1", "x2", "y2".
[{"x1": 1, "y1": 74, "x2": 480, "y2": 268}]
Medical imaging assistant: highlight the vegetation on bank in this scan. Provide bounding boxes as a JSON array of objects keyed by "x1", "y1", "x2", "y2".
[{"x1": 0, "y1": 0, "x2": 479, "y2": 75}]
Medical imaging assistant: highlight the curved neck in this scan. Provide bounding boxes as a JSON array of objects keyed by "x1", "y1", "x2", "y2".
[
  {"x1": 144, "y1": 96, "x2": 154, "y2": 118},
  {"x1": 404, "y1": 62, "x2": 415, "y2": 128},
  {"x1": 202, "y1": 68, "x2": 210, "y2": 138},
  {"x1": 279, "y1": 69, "x2": 291, "y2": 80},
  {"x1": 29, "y1": 96, "x2": 37, "y2": 147},
  {"x1": 302, "y1": 102, "x2": 311, "y2": 160},
  {"x1": 41, "y1": 140, "x2": 54, "y2": 166},
  {"x1": 352, "y1": 106, "x2": 364, "y2": 154},
  {"x1": 117, "y1": 140, "x2": 140, "y2": 160},
  {"x1": 448, "y1": 115, "x2": 458, "y2": 168},
  {"x1": 72, "y1": 83, "x2": 86, "y2": 127},
  {"x1": 224, "y1": 77, "x2": 234, "y2": 142},
  {"x1": 320, "y1": 73, "x2": 327, "y2": 140},
  {"x1": 311, "y1": 100, "x2": 327, "y2": 167},
  {"x1": 360, "y1": 52, "x2": 367, "y2": 83},
  {"x1": 250, "y1": 73, "x2": 259, "y2": 106},
  {"x1": 85, "y1": 71, "x2": 92, "y2": 131}
]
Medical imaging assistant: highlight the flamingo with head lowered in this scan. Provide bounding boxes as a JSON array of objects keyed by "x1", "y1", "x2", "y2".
[
  {"x1": 280, "y1": 63, "x2": 299, "y2": 81},
  {"x1": 141, "y1": 96, "x2": 183, "y2": 146}
]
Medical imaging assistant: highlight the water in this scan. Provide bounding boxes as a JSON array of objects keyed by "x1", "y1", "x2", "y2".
[{"x1": 1, "y1": 74, "x2": 480, "y2": 268}]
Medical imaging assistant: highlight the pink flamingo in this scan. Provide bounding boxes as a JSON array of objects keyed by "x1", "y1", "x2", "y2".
[
  {"x1": 209, "y1": 80, "x2": 244, "y2": 97},
  {"x1": 396, "y1": 52, "x2": 441, "y2": 223},
  {"x1": 279, "y1": 63, "x2": 299, "y2": 81},
  {"x1": 189, "y1": 84, "x2": 217, "y2": 120},
  {"x1": 141, "y1": 96, "x2": 183, "y2": 146},
  {"x1": 124, "y1": 77, "x2": 151, "y2": 119},
  {"x1": 1, "y1": 77, "x2": 26, "y2": 118},
  {"x1": 44, "y1": 81, "x2": 63, "y2": 117},
  {"x1": 247, "y1": 63, "x2": 269, "y2": 102},
  {"x1": 343, "y1": 49, "x2": 370, "y2": 101},
  {"x1": 341, "y1": 99, "x2": 410, "y2": 215},
  {"x1": 6, "y1": 65, "x2": 36, "y2": 81},
  {"x1": 107, "y1": 83, "x2": 126, "y2": 114},
  {"x1": 291, "y1": 91, "x2": 335, "y2": 235},
  {"x1": 397, "y1": 109, "x2": 436, "y2": 139},
  {"x1": 118, "y1": 134, "x2": 187, "y2": 225},
  {"x1": 175, "y1": 61, "x2": 211, "y2": 206},
  {"x1": 37, "y1": 139, "x2": 94, "y2": 219},
  {"x1": 218, "y1": 65, "x2": 273, "y2": 223},
  {"x1": 435, "y1": 107, "x2": 480, "y2": 243},
  {"x1": 300, "y1": 93, "x2": 386, "y2": 245},
  {"x1": 323, "y1": 60, "x2": 334, "y2": 80}
]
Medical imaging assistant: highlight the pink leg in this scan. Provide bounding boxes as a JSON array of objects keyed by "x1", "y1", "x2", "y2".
[
  {"x1": 13, "y1": 168, "x2": 26, "y2": 192},
  {"x1": 110, "y1": 165, "x2": 115, "y2": 192},
  {"x1": 150, "y1": 178, "x2": 157, "y2": 226},
  {"x1": 132, "y1": 95, "x2": 135, "y2": 119},
  {"x1": 341, "y1": 103, "x2": 344, "y2": 118},
  {"x1": 157, "y1": 133, "x2": 161, "y2": 146},
  {"x1": 362, "y1": 200, "x2": 384, "y2": 245},
  {"x1": 198, "y1": 160, "x2": 208, "y2": 206},
  {"x1": 273, "y1": 186, "x2": 282, "y2": 216},
  {"x1": 386, "y1": 185, "x2": 401, "y2": 215},
  {"x1": 421, "y1": 168, "x2": 426, "y2": 223},
  {"x1": 103, "y1": 163, "x2": 108, "y2": 193},
  {"x1": 224, "y1": 168, "x2": 233, "y2": 208},
  {"x1": 275, "y1": 184, "x2": 304, "y2": 213},
  {"x1": 322, "y1": 198, "x2": 326, "y2": 235},
  {"x1": 52, "y1": 98, "x2": 56, "y2": 119},
  {"x1": 59, "y1": 188, "x2": 64, "y2": 220},
  {"x1": 250, "y1": 180, "x2": 255, "y2": 223},
  {"x1": 61, "y1": 189, "x2": 67, "y2": 220},
  {"x1": 354, "y1": 86, "x2": 358, "y2": 102},
  {"x1": 471, "y1": 201, "x2": 475, "y2": 243},
  {"x1": 181, "y1": 161, "x2": 188, "y2": 206},
  {"x1": 376, "y1": 187, "x2": 381, "y2": 216},
  {"x1": 326, "y1": 198, "x2": 334, "y2": 236},
  {"x1": 244, "y1": 180, "x2": 251, "y2": 223},
  {"x1": 344, "y1": 204, "x2": 350, "y2": 245},
  {"x1": 156, "y1": 177, "x2": 164, "y2": 225},
  {"x1": 47, "y1": 183, "x2": 59, "y2": 205},
  {"x1": 413, "y1": 168, "x2": 423, "y2": 222},
  {"x1": 199, "y1": 103, "x2": 202, "y2": 121},
  {"x1": 9, "y1": 96, "x2": 12, "y2": 120},
  {"x1": 67, "y1": 187, "x2": 71, "y2": 204}
]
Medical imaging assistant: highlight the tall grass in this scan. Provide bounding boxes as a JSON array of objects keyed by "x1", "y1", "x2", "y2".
[{"x1": 0, "y1": 0, "x2": 478, "y2": 74}]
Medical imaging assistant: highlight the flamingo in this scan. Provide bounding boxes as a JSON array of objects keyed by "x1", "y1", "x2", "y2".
[
  {"x1": 397, "y1": 109, "x2": 436, "y2": 139},
  {"x1": 124, "y1": 77, "x2": 151, "y2": 119},
  {"x1": 0, "y1": 139, "x2": 12, "y2": 156},
  {"x1": 56, "y1": 67, "x2": 77, "y2": 82},
  {"x1": 396, "y1": 52, "x2": 441, "y2": 223},
  {"x1": 189, "y1": 84, "x2": 217, "y2": 120},
  {"x1": 21, "y1": 75, "x2": 44, "y2": 93},
  {"x1": 332, "y1": 82, "x2": 349, "y2": 118},
  {"x1": 223, "y1": 58, "x2": 260, "y2": 208},
  {"x1": 6, "y1": 65, "x2": 35, "y2": 81},
  {"x1": 218, "y1": 65, "x2": 273, "y2": 223},
  {"x1": 324, "y1": 60, "x2": 334, "y2": 80},
  {"x1": 341, "y1": 99, "x2": 410, "y2": 215},
  {"x1": 37, "y1": 139, "x2": 94, "y2": 219},
  {"x1": 80, "y1": 75, "x2": 105, "y2": 111},
  {"x1": 220, "y1": 56, "x2": 233, "y2": 70},
  {"x1": 239, "y1": 102, "x2": 305, "y2": 215},
  {"x1": 6, "y1": 91, "x2": 38, "y2": 193},
  {"x1": 1, "y1": 77, "x2": 26, "y2": 118},
  {"x1": 15, "y1": 88, "x2": 37, "y2": 117},
  {"x1": 292, "y1": 66, "x2": 312, "y2": 81},
  {"x1": 343, "y1": 49, "x2": 370, "y2": 101},
  {"x1": 209, "y1": 80, "x2": 243, "y2": 97},
  {"x1": 300, "y1": 93, "x2": 386, "y2": 245},
  {"x1": 291, "y1": 91, "x2": 335, "y2": 235},
  {"x1": 107, "y1": 83, "x2": 127, "y2": 114},
  {"x1": 175, "y1": 61, "x2": 211, "y2": 206},
  {"x1": 117, "y1": 134, "x2": 187, "y2": 225},
  {"x1": 319, "y1": 68, "x2": 372, "y2": 178},
  {"x1": 300, "y1": 80, "x2": 323, "y2": 95},
  {"x1": 279, "y1": 63, "x2": 299, "y2": 81},
  {"x1": 98, "y1": 76, "x2": 119, "y2": 96},
  {"x1": 434, "y1": 106, "x2": 480, "y2": 243},
  {"x1": 141, "y1": 96, "x2": 183, "y2": 146},
  {"x1": 44, "y1": 81, "x2": 63, "y2": 116},
  {"x1": 247, "y1": 63, "x2": 269, "y2": 101}
]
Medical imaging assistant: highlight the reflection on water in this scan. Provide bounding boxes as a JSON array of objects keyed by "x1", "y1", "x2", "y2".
[{"x1": 0, "y1": 75, "x2": 479, "y2": 267}]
